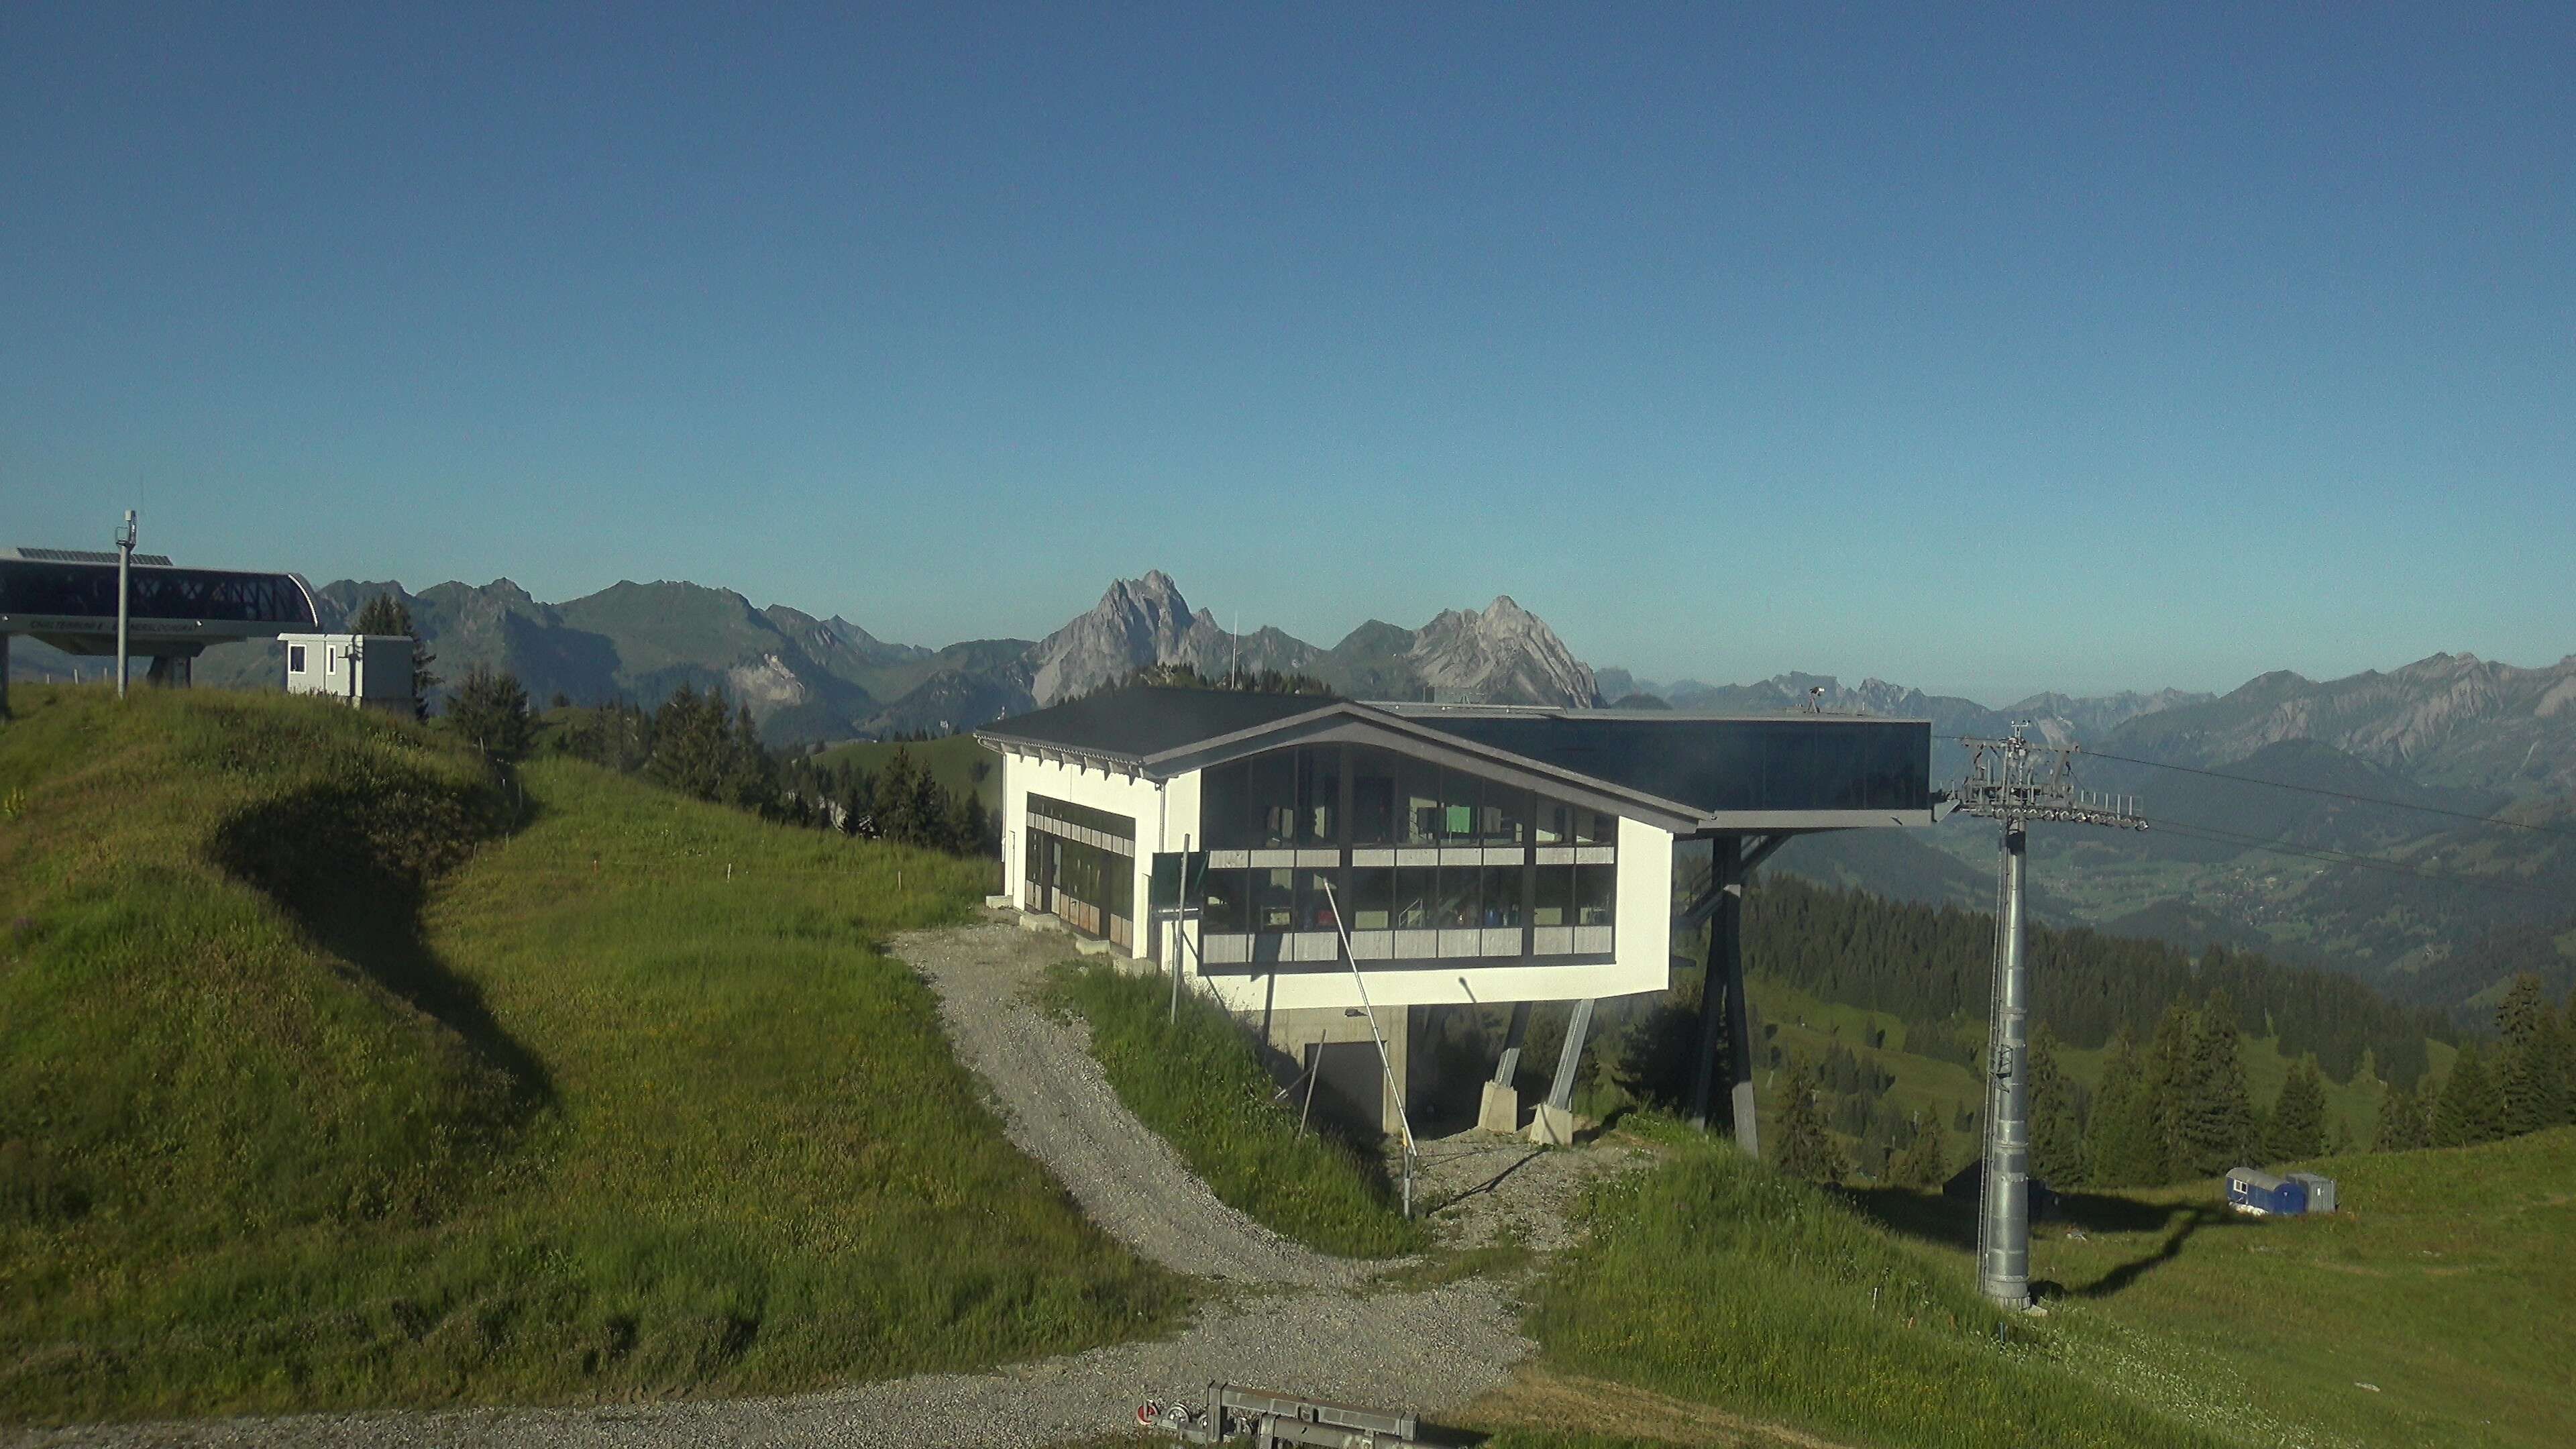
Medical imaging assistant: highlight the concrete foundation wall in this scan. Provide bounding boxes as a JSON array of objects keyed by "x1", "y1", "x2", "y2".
[{"x1": 1236, "y1": 1000, "x2": 1413, "y2": 1136}]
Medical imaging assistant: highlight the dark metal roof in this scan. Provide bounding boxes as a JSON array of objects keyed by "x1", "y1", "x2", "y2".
[
  {"x1": 979, "y1": 687, "x2": 1935, "y2": 832},
  {"x1": 977, "y1": 686, "x2": 1339, "y2": 762},
  {"x1": 1373, "y1": 706, "x2": 1931, "y2": 816}
]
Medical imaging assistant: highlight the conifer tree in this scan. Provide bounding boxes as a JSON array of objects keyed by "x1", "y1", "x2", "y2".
[
  {"x1": 1770, "y1": 1058, "x2": 1848, "y2": 1183},
  {"x1": 2494, "y1": 975, "x2": 2567, "y2": 1137},
  {"x1": 1890, "y1": 1114, "x2": 1947, "y2": 1189},
  {"x1": 2173, "y1": 992, "x2": 2258, "y2": 1177},
  {"x1": 2266, "y1": 1058, "x2": 2327, "y2": 1164},
  {"x1": 2027, "y1": 1026, "x2": 2086, "y2": 1188},
  {"x1": 873, "y1": 746, "x2": 922, "y2": 843},
  {"x1": 445, "y1": 665, "x2": 533, "y2": 763},
  {"x1": 350, "y1": 592, "x2": 438, "y2": 718},
  {"x1": 2373, "y1": 1081, "x2": 2426, "y2": 1152},
  {"x1": 2432, "y1": 1044, "x2": 2506, "y2": 1148},
  {"x1": 2142, "y1": 1001, "x2": 2197, "y2": 1176},
  {"x1": 2086, "y1": 1028, "x2": 2167, "y2": 1187}
]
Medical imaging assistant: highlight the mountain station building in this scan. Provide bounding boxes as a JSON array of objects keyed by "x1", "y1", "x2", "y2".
[
  {"x1": 0, "y1": 545, "x2": 320, "y2": 709},
  {"x1": 978, "y1": 687, "x2": 1934, "y2": 1143}
]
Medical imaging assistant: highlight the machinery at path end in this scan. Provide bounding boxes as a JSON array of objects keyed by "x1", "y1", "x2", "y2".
[{"x1": 1142, "y1": 1382, "x2": 1421, "y2": 1448}]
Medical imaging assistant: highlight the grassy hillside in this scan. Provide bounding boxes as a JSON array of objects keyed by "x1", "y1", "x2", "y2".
[
  {"x1": 812, "y1": 733, "x2": 1000, "y2": 810},
  {"x1": 1047, "y1": 962, "x2": 1420, "y2": 1257},
  {"x1": 0, "y1": 684, "x2": 1177, "y2": 1423},
  {"x1": 1495, "y1": 1124, "x2": 2573, "y2": 1448}
]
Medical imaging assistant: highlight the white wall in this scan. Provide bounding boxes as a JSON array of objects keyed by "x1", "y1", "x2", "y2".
[{"x1": 998, "y1": 749, "x2": 1169, "y2": 964}]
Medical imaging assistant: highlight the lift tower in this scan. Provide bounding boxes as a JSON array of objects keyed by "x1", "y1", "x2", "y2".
[{"x1": 1953, "y1": 729, "x2": 2143, "y2": 1309}]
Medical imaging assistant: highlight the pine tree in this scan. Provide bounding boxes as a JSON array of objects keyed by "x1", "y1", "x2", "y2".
[
  {"x1": 2266, "y1": 1058, "x2": 2327, "y2": 1164},
  {"x1": 2373, "y1": 1082, "x2": 2426, "y2": 1152},
  {"x1": 444, "y1": 665, "x2": 533, "y2": 763},
  {"x1": 1890, "y1": 1114, "x2": 1947, "y2": 1189},
  {"x1": 2086, "y1": 1028, "x2": 2167, "y2": 1187},
  {"x1": 2172, "y1": 992, "x2": 2258, "y2": 1178},
  {"x1": 2432, "y1": 1044, "x2": 2506, "y2": 1148},
  {"x1": 1770, "y1": 1058, "x2": 1848, "y2": 1183},
  {"x1": 2027, "y1": 1026, "x2": 2086, "y2": 1189},
  {"x1": 2494, "y1": 975, "x2": 2566, "y2": 1137}
]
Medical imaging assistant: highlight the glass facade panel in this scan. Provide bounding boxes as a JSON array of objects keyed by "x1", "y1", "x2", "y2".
[
  {"x1": 1394, "y1": 865, "x2": 1436, "y2": 928},
  {"x1": 1253, "y1": 867, "x2": 1296, "y2": 933},
  {"x1": 1351, "y1": 747, "x2": 1399, "y2": 844},
  {"x1": 1189, "y1": 743, "x2": 1622, "y2": 969},
  {"x1": 1297, "y1": 867, "x2": 1342, "y2": 932},
  {"x1": 1203, "y1": 868, "x2": 1247, "y2": 932},
  {"x1": 1532, "y1": 862, "x2": 1571, "y2": 926},
  {"x1": 1350, "y1": 865, "x2": 1393, "y2": 930},
  {"x1": 1297, "y1": 747, "x2": 1340, "y2": 845},
  {"x1": 1480, "y1": 864, "x2": 1523, "y2": 928},
  {"x1": 1535, "y1": 800, "x2": 1568, "y2": 845},
  {"x1": 1203, "y1": 763, "x2": 1250, "y2": 849},
  {"x1": 0, "y1": 561, "x2": 319, "y2": 626},
  {"x1": 1574, "y1": 863, "x2": 1617, "y2": 926},
  {"x1": 1435, "y1": 863, "x2": 1478, "y2": 930},
  {"x1": 1250, "y1": 753, "x2": 1297, "y2": 847},
  {"x1": 1440, "y1": 768, "x2": 1479, "y2": 843},
  {"x1": 1400, "y1": 756, "x2": 1441, "y2": 845}
]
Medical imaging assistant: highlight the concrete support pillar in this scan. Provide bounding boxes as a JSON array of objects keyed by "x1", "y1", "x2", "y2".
[
  {"x1": 1492, "y1": 1000, "x2": 1533, "y2": 1085},
  {"x1": 1, "y1": 633, "x2": 11, "y2": 716}
]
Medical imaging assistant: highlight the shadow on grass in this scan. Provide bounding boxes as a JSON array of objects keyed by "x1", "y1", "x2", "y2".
[
  {"x1": 1846, "y1": 1181, "x2": 2249, "y2": 1301},
  {"x1": 210, "y1": 773, "x2": 555, "y2": 1115}
]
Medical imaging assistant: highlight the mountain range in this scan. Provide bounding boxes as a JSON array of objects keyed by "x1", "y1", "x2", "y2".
[{"x1": 13, "y1": 567, "x2": 2569, "y2": 1012}]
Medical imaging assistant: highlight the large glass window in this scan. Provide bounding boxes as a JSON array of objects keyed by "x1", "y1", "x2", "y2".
[
  {"x1": 1400, "y1": 757, "x2": 1440, "y2": 845},
  {"x1": 1298, "y1": 867, "x2": 1342, "y2": 932},
  {"x1": 1482, "y1": 786, "x2": 1528, "y2": 846},
  {"x1": 1250, "y1": 753, "x2": 1297, "y2": 848},
  {"x1": 1394, "y1": 865, "x2": 1436, "y2": 928},
  {"x1": 1203, "y1": 763, "x2": 1250, "y2": 849},
  {"x1": 1203, "y1": 868, "x2": 1247, "y2": 932},
  {"x1": 1481, "y1": 864, "x2": 1523, "y2": 928},
  {"x1": 1574, "y1": 863, "x2": 1617, "y2": 926},
  {"x1": 1297, "y1": 748, "x2": 1340, "y2": 846},
  {"x1": 1350, "y1": 866, "x2": 1393, "y2": 930},
  {"x1": 1436, "y1": 863, "x2": 1479, "y2": 930},
  {"x1": 1532, "y1": 863, "x2": 1572, "y2": 926},
  {"x1": 1252, "y1": 867, "x2": 1296, "y2": 933},
  {"x1": 1576, "y1": 808, "x2": 1616, "y2": 845},
  {"x1": 1534, "y1": 800, "x2": 1568, "y2": 845},
  {"x1": 1351, "y1": 748, "x2": 1398, "y2": 844},
  {"x1": 1440, "y1": 769, "x2": 1480, "y2": 843}
]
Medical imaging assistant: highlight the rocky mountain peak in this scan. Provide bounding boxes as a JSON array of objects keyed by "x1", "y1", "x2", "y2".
[
  {"x1": 1026, "y1": 572, "x2": 1204, "y2": 704},
  {"x1": 1407, "y1": 595, "x2": 1600, "y2": 706}
]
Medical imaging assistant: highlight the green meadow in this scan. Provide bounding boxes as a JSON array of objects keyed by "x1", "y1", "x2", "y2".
[{"x1": 0, "y1": 685, "x2": 1178, "y2": 1423}]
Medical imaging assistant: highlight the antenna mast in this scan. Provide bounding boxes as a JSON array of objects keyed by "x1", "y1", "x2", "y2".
[
  {"x1": 114, "y1": 510, "x2": 138, "y2": 699},
  {"x1": 1953, "y1": 725, "x2": 2143, "y2": 1311}
]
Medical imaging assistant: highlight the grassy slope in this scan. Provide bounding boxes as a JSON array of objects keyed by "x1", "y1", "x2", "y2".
[
  {"x1": 0, "y1": 685, "x2": 1177, "y2": 1422},
  {"x1": 811, "y1": 735, "x2": 999, "y2": 810},
  {"x1": 1497, "y1": 1125, "x2": 2572, "y2": 1449},
  {"x1": 1047, "y1": 962, "x2": 1420, "y2": 1258}
]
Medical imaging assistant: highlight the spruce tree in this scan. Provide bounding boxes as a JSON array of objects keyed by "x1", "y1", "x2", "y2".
[
  {"x1": 2087, "y1": 1028, "x2": 2167, "y2": 1187},
  {"x1": 1890, "y1": 1114, "x2": 1947, "y2": 1189},
  {"x1": 2266, "y1": 1058, "x2": 2327, "y2": 1164},
  {"x1": 2373, "y1": 1082, "x2": 2426, "y2": 1152},
  {"x1": 445, "y1": 665, "x2": 533, "y2": 763},
  {"x1": 2432, "y1": 1044, "x2": 2506, "y2": 1148},
  {"x1": 2494, "y1": 975, "x2": 2565, "y2": 1137},
  {"x1": 2142, "y1": 1001, "x2": 2197, "y2": 1177},
  {"x1": 1770, "y1": 1058, "x2": 1848, "y2": 1183},
  {"x1": 2027, "y1": 1026, "x2": 2086, "y2": 1189},
  {"x1": 2173, "y1": 992, "x2": 2258, "y2": 1177}
]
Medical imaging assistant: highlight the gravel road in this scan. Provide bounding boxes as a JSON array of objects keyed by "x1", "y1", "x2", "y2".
[
  {"x1": 7, "y1": 916, "x2": 1640, "y2": 1449},
  {"x1": 891, "y1": 918, "x2": 1369, "y2": 1288}
]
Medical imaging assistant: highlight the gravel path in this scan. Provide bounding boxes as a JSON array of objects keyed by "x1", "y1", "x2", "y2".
[
  {"x1": 890, "y1": 918, "x2": 1368, "y2": 1288},
  {"x1": 7, "y1": 916, "x2": 1644, "y2": 1449}
]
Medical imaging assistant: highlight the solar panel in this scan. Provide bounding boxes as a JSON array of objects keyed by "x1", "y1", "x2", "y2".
[{"x1": 13, "y1": 547, "x2": 176, "y2": 566}]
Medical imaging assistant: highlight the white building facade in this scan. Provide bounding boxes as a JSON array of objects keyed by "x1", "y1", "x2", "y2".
[{"x1": 983, "y1": 688, "x2": 1934, "y2": 1135}]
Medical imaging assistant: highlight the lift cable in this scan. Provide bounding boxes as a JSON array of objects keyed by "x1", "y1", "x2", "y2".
[{"x1": 2085, "y1": 749, "x2": 2576, "y2": 841}]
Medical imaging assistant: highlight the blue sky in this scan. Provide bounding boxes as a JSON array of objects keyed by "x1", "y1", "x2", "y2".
[{"x1": 6, "y1": 4, "x2": 2569, "y2": 703}]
